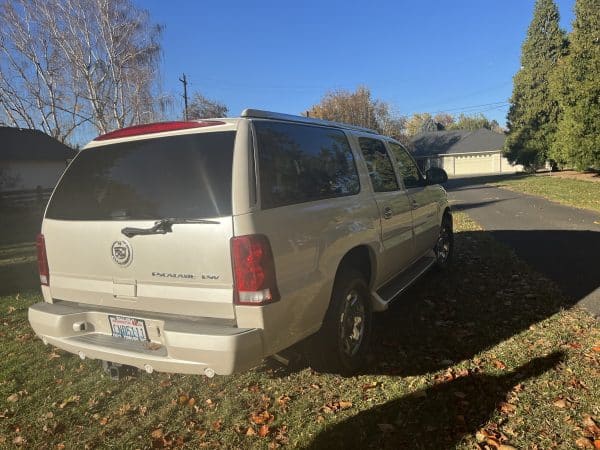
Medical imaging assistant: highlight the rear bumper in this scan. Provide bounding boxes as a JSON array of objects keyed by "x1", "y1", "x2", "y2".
[{"x1": 28, "y1": 301, "x2": 264, "y2": 375}]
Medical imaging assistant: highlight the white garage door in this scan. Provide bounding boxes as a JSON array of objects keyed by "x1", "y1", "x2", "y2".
[{"x1": 454, "y1": 153, "x2": 495, "y2": 175}]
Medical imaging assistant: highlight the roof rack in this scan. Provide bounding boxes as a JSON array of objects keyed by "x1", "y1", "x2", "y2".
[{"x1": 241, "y1": 109, "x2": 378, "y2": 134}]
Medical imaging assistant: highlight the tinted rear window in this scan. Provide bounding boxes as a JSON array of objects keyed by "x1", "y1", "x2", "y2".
[
  {"x1": 46, "y1": 132, "x2": 235, "y2": 220},
  {"x1": 254, "y1": 121, "x2": 359, "y2": 209}
]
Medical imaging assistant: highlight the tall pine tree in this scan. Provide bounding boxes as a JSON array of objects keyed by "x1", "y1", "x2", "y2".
[
  {"x1": 505, "y1": 0, "x2": 566, "y2": 169},
  {"x1": 550, "y1": 0, "x2": 600, "y2": 170}
]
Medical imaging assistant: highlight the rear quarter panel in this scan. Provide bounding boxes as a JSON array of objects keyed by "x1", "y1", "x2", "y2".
[{"x1": 233, "y1": 193, "x2": 380, "y2": 355}]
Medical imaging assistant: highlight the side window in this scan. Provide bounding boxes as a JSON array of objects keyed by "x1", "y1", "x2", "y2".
[
  {"x1": 358, "y1": 137, "x2": 399, "y2": 192},
  {"x1": 388, "y1": 142, "x2": 423, "y2": 189},
  {"x1": 254, "y1": 121, "x2": 360, "y2": 209}
]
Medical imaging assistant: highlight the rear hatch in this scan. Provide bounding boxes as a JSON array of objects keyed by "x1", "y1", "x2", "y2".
[{"x1": 43, "y1": 129, "x2": 237, "y2": 320}]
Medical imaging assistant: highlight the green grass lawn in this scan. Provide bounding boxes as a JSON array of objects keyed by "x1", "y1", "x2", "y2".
[
  {"x1": 1, "y1": 213, "x2": 599, "y2": 449},
  {"x1": 488, "y1": 175, "x2": 600, "y2": 213}
]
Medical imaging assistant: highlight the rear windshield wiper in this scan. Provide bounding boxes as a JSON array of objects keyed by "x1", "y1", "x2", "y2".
[{"x1": 121, "y1": 218, "x2": 219, "y2": 238}]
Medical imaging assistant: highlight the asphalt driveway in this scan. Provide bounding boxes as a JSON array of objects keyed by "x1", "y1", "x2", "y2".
[{"x1": 446, "y1": 176, "x2": 600, "y2": 317}]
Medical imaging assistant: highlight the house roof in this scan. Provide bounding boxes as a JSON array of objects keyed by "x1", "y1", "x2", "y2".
[
  {"x1": 0, "y1": 127, "x2": 76, "y2": 161},
  {"x1": 411, "y1": 128, "x2": 506, "y2": 157}
]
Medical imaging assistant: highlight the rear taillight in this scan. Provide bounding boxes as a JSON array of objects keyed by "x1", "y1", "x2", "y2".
[
  {"x1": 36, "y1": 233, "x2": 49, "y2": 286},
  {"x1": 231, "y1": 235, "x2": 280, "y2": 305}
]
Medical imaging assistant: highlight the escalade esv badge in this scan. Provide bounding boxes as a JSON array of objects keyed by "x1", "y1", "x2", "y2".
[{"x1": 111, "y1": 240, "x2": 132, "y2": 267}]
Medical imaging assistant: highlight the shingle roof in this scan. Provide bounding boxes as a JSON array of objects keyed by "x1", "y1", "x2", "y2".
[
  {"x1": 0, "y1": 127, "x2": 76, "y2": 161},
  {"x1": 411, "y1": 128, "x2": 506, "y2": 157}
]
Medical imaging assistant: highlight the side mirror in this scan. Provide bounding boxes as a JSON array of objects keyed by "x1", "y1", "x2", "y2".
[{"x1": 425, "y1": 167, "x2": 448, "y2": 185}]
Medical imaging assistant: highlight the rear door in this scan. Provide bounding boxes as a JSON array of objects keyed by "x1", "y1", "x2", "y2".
[
  {"x1": 43, "y1": 130, "x2": 238, "y2": 320},
  {"x1": 357, "y1": 137, "x2": 415, "y2": 283},
  {"x1": 387, "y1": 142, "x2": 440, "y2": 257}
]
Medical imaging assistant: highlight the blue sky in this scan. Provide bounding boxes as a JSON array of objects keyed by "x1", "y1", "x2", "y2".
[{"x1": 145, "y1": 0, "x2": 576, "y2": 126}]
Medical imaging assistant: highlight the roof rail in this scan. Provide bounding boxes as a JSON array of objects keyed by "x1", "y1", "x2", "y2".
[{"x1": 240, "y1": 109, "x2": 378, "y2": 134}]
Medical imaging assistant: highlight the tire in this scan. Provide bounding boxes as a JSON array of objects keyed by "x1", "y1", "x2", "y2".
[
  {"x1": 434, "y1": 215, "x2": 454, "y2": 270},
  {"x1": 308, "y1": 269, "x2": 372, "y2": 375}
]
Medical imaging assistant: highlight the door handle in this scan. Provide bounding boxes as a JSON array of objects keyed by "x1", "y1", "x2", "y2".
[{"x1": 383, "y1": 207, "x2": 393, "y2": 219}]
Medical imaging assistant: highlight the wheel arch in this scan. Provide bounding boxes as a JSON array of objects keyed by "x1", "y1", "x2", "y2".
[{"x1": 333, "y1": 244, "x2": 377, "y2": 291}]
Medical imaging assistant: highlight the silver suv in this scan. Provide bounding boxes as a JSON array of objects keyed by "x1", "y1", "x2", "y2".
[{"x1": 29, "y1": 109, "x2": 452, "y2": 376}]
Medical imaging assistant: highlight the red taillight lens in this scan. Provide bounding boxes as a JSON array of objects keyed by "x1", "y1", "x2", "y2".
[
  {"x1": 93, "y1": 121, "x2": 226, "y2": 141},
  {"x1": 36, "y1": 233, "x2": 49, "y2": 286},
  {"x1": 231, "y1": 235, "x2": 280, "y2": 305}
]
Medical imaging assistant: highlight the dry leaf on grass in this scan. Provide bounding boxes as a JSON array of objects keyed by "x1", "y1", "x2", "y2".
[
  {"x1": 553, "y1": 398, "x2": 569, "y2": 408},
  {"x1": 211, "y1": 419, "x2": 222, "y2": 431},
  {"x1": 576, "y1": 437, "x2": 594, "y2": 449},
  {"x1": 250, "y1": 410, "x2": 274, "y2": 425},
  {"x1": 151, "y1": 429, "x2": 164, "y2": 440},
  {"x1": 258, "y1": 424, "x2": 270, "y2": 438},
  {"x1": 492, "y1": 359, "x2": 507, "y2": 370},
  {"x1": 320, "y1": 400, "x2": 353, "y2": 414},
  {"x1": 58, "y1": 395, "x2": 80, "y2": 409}
]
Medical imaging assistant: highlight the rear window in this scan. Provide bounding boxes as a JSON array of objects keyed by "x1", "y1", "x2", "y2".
[
  {"x1": 46, "y1": 132, "x2": 235, "y2": 220},
  {"x1": 254, "y1": 121, "x2": 359, "y2": 209}
]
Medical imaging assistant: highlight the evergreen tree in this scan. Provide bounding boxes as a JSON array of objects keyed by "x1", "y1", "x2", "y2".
[
  {"x1": 505, "y1": 0, "x2": 566, "y2": 169},
  {"x1": 550, "y1": 0, "x2": 600, "y2": 170}
]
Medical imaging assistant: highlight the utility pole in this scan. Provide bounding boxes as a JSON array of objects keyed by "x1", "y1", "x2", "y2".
[{"x1": 179, "y1": 73, "x2": 188, "y2": 120}]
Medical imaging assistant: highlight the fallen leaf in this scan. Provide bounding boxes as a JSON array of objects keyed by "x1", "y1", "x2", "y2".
[
  {"x1": 592, "y1": 345, "x2": 600, "y2": 353},
  {"x1": 338, "y1": 401, "x2": 353, "y2": 410},
  {"x1": 493, "y1": 359, "x2": 506, "y2": 370},
  {"x1": 12, "y1": 436, "x2": 25, "y2": 446},
  {"x1": 6, "y1": 394, "x2": 19, "y2": 403},
  {"x1": 499, "y1": 402, "x2": 516, "y2": 414},
  {"x1": 553, "y1": 398, "x2": 568, "y2": 409},
  {"x1": 151, "y1": 428, "x2": 164, "y2": 440},
  {"x1": 310, "y1": 383, "x2": 321, "y2": 389},
  {"x1": 576, "y1": 437, "x2": 594, "y2": 449},
  {"x1": 362, "y1": 382, "x2": 379, "y2": 390},
  {"x1": 276, "y1": 395, "x2": 291, "y2": 407},
  {"x1": 258, "y1": 424, "x2": 269, "y2": 438},
  {"x1": 159, "y1": 379, "x2": 172, "y2": 388},
  {"x1": 58, "y1": 395, "x2": 80, "y2": 409},
  {"x1": 187, "y1": 397, "x2": 196, "y2": 407},
  {"x1": 250, "y1": 410, "x2": 274, "y2": 425},
  {"x1": 178, "y1": 394, "x2": 189, "y2": 405},
  {"x1": 594, "y1": 440, "x2": 600, "y2": 450},
  {"x1": 7, "y1": 306, "x2": 16, "y2": 314},
  {"x1": 498, "y1": 445, "x2": 517, "y2": 450},
  {"x1": 583, "y1": 415, "x2": 600, "y2": 436},
  {"x1": 211, "y1": 419, "x2": 222, "y2": 431},
  {"x1": 99, "y1": 417, "x2": 109, "y2": 425}
]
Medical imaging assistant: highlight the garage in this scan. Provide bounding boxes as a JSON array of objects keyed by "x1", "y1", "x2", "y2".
[{"x1": 411, "y1": 128, "x2": 523, "y2": 176}]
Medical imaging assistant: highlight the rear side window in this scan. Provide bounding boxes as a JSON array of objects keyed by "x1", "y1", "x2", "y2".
[
  {"x1": 46, "y1": 132, "x2": 235, "y2": 220},
  {"x1": 254, "y1": 121, "x2": 359, "y2": 209},
  {"x1": 358, "y1": 137, "x2": 399, "y2": 192},
  {"x1": 388, "y1": 142, "x2": 423, "y2": 188}
]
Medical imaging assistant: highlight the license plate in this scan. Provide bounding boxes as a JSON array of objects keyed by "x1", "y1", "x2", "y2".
[{"x1": 108, "y1": 315, "x2": 149, "y2": 342}]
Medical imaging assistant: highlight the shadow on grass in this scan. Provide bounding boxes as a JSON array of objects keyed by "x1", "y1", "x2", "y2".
[
  {"x1": 307, "y1": 352, "x2": 564, "y2": 450},
  {"x1": 0, "y1": 206, "x2": 43, "y2": 297},
  {"x1": 270, "y1": 227, "x2": 597, "y2": 379},
  {"x1": 0, "y1": 261, "x2": 39, "y2": 297}
]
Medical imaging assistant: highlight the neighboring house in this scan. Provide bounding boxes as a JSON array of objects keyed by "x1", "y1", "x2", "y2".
[
  {"x1": 411, "y1": 128, "x2": 523, "y2": 176},
  {"x1": 0, "y1": 127, "x2": 76, "y2": 192}
]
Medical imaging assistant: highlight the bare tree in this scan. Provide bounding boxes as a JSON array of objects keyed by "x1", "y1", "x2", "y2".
[
  {"x1": 187, "y1": 93, "x2": 228, "y2": 119},
  {"x1": 0, "y1": 0, "x2": 163, "y2": 143},
  {"x1": 308, "y1": 86, "x2": 406, "y2": 137}
]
